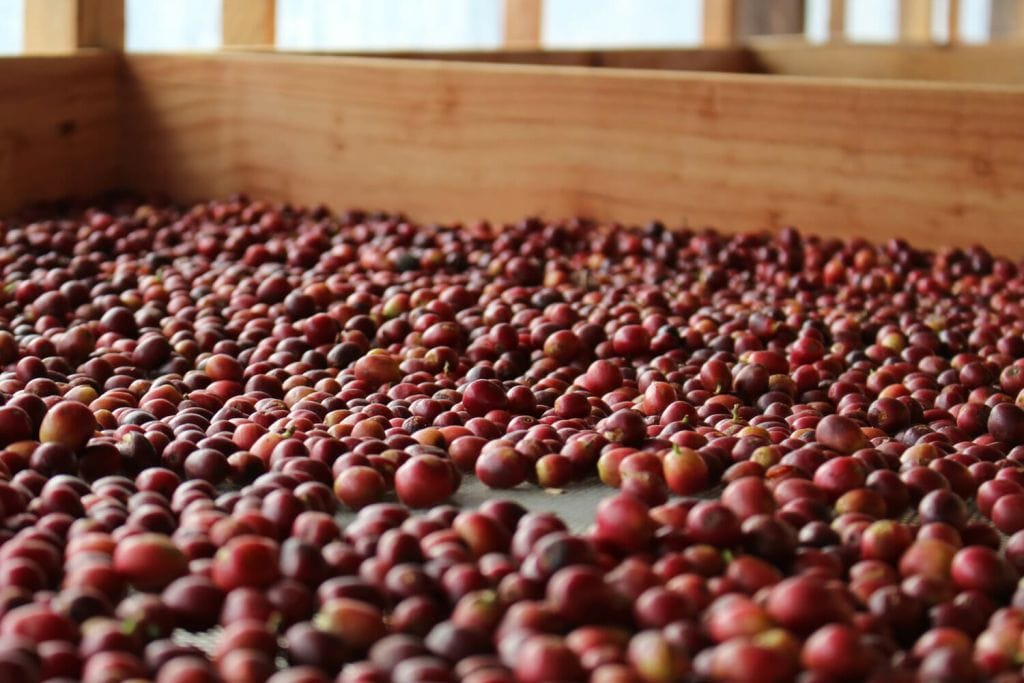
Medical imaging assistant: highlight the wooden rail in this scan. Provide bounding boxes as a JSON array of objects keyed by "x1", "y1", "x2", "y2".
[
  {"x1": 750, "y1": 41, "x2": 1024, "y2": 85},
  {"x1": 246, "y1": 42, "x2": 1024, "y2": 86},
  {"x1": 281, "y1": 46, "x2": 758, "y2": 74},
  {"x1": 17, "y1": 0, "x2": 1024, "y2": 53}
]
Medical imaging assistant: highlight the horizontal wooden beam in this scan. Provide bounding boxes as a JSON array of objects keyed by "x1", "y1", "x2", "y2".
[
  {"x1": 247, "y1": 46, "x2": 760, "y2": 74},
  {"x1": 24, "y1": 0, "x2": 123, "y2": 53},
  {"x1": 752, "y1": 41, "x2": 1024, "y2": 85},
  {"x1": 246, "y1": 42, "x2": 1024, "y2": 86},
  {"x1": 120, "y1": 52, "x2": 1024, "y2": 256}
]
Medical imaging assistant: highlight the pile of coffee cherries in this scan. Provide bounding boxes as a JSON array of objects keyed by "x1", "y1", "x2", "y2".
[{"x1": 1, "y1": 196, "x2": 1024, "y2": 681}]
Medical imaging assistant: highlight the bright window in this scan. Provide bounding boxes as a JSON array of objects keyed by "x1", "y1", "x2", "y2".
[
  {"x1": 542, "y1": 0, "x2": 703, "y2": 48},
  {"x1": 276, "y1": 0, "x2": 503, "y2": 51},
  {"x1": 126, "y1": 0, "x2": 221, "y2": 51},
  {"x1": 0, "y1": 0, "x2": 1000, "y2": 53},
  {"x1": 0, "y1": 0, "x2": 22, "y2": 54}
]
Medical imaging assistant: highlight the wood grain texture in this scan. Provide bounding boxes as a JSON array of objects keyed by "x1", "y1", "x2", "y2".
[
  {"x1": 503, "y1": 0, "x2": 542, "y2": 47},
  {"x1": 120, "y1": 53, "x2": 1024, "y2": 255},
  {"x1": 0, "y1": 53, "x2": 121, "y2": 212},
  {"x1": 249, "y1": 43, "x2": 1024, "y2": 84},
  {"x1": 222, "y1": 0, "x2": 275, "y2": 46},
  {"x1": 899, "y1": 0, "x2": 933, "y2": 43},
  {"x1": 703, "y1": 0, "x2": 738, "y2": 45},
  {"x1": 24, "y1": 0, "x2": 123, "y2": 52},
  {"x1": 753, "y1": 42, "x2": 1024, "y2": 84},
  {"x1": 252, "y1": 46, "x2": 759, "y2": 73}
]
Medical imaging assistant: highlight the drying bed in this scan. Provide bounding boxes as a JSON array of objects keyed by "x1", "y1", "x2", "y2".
[{"x1": 1, "y1": 194, "x2": 1024, "y2": 683}]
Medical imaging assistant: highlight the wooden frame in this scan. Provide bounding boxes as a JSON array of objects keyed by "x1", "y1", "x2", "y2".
[
  {"x1": 264, "y1": 46, "x2": 760, "y2": 74},
  {"x1": 284, "y1": 41, "x2": 1024, "y2": 85},
  {"x1": 748, "y1": 40, "x2": 1024, "y2": 85},
  {"x1": 3, "y1": 1, "x2": 1024, "y2": 257},
  {"x1": 3, "y1": 49, "x2": 1023, "y2": 256}
]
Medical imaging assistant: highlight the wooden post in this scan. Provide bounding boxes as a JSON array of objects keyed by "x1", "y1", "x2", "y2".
[
  {"x1": 504, "y1": 0, "x2": 542, "y2": 48},
  {"x1": 24, "y1": 0, "x2": 123, "y2": 53},
  {"x1": 703, "y1": 0, "x2": 738, "y2": 45},
  {"x1": 991, "y1": 0, "x2": 1024, "y2": 39},
  {"x1": 899, "y1": 0, "x2": 933, "y2": 43},
  {"x1": 222, "y1": 0, "x2": 276, "y2": 47},
  {"x1": 946, "y1": 0, "x2": 961, "y2": 43},
  {"x1": 828, "y1": 0, "x2": 845, "y2": 41}
]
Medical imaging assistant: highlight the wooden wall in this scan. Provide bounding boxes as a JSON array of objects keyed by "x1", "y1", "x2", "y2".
[
  {"x1": 119, "y1": 53, "x2": 1024, "y2": 254},
  {"x1": 270, "y1": 46, "x2": 758, "y2": 73},
  {"x1": 752, "y1": 42, "x2": 1024, "y2": 86},
  {"x1": 0, "y1": 49, "x2": 1021, "y2": 256},
  {"x1": 0, "y1": 53, "x2": 121, "y2": 214},
  {"x1": 275, "y1": 43, "x2": 1024, "y2": 85}
]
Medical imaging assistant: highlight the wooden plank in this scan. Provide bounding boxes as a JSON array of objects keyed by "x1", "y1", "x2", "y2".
[
  {"x1": 991, "y1": 0, "x2": 1024, "y2": 40},
  {"x1": 24, "y1": 0, "x2": 123, "y2": 53},
  {"x1": 247, "y1": 46, "x2": 760, "y2": 74},
  {"x1": 587, "y1": 47, "x2": 757, "y2": 72},
  {"x1": 504, "y1": 0, "x2": 542, "y2": 48},
  {"x1": 0, "y1": 53, "x2": 121, "y2": 212},
  {"x1": 286, "y1": 41, "x2": 1018, "y2": 85},
  {"x1": 703, "y1": 0, "x2": 738, "y2": 45},
  {"x1": 222, "y1": 0, "x2": 275, "y2": 47},
  {"x1": 829, "y1": 0, "x2": 845, "y2": 41},
  {"x1": 120, "y1": 52, "x2": 1024, "y2": 255},
  {"x1": 737, "y1": 0, "x2": 804, "y2": 38},
  {"x1": 752, "y1": 41, "x2": 1024, "y2": 85},
  {"x1": 899, "y1": 0, "x2": 933, "y2": 43}
]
